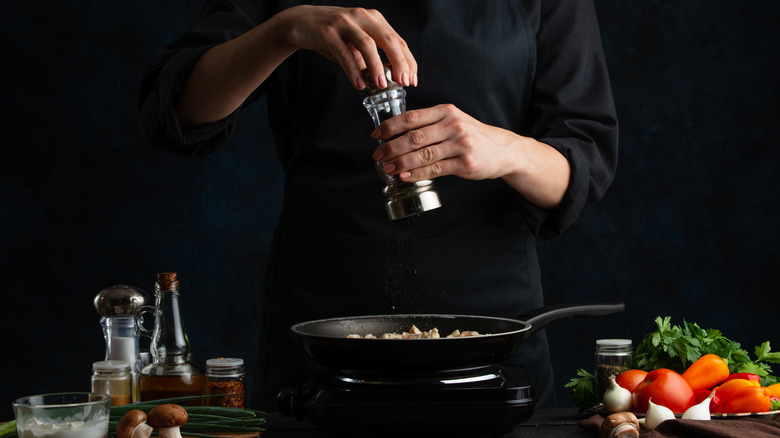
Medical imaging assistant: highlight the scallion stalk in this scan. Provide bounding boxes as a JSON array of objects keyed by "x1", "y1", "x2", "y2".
[{"x1": 108, "y1": 396, "x2": 266, "y2": 437}]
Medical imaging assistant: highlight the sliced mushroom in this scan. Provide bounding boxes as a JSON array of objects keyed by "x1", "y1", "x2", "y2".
[
  {"x1": 147, "y1": 404, "x2": 188, "y2": 438},
  {"x1": 116, "y1": 409, "x2": 153, "y2": 438},
  {"x1": 600, "y1": 412, "x2": 640, "y2": 438}
]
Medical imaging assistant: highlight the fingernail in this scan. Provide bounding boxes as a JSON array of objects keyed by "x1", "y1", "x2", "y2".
[
  {"x1": 356, "y1": 77, "x2": 366, "y2": 90},
  {"x1": 383, "y1": 163, "x2": 395, "y2": 173},
  {"x1": 377, "y1": 74, "x2": 387, "y2": 88},
  {"x1": 399, "y1": 171, "x2": 411, "y2": 180},
  {"x1": 412, "y1": 73, "x2": 418, "y2": 87},
  {"x1": 370, "y1": 127, "x2": 381, "y2": 139},
  {"x1": 401, "y1": 72, "x2": 409, "y2": 86},
  {"x1": 372, "y1": 149, "x2": 384, "y2": 161}
]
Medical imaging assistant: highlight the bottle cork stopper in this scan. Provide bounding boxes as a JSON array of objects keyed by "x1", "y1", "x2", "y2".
[{"x1": 156, "y1": 272, "x2": 179, "y2": 291}]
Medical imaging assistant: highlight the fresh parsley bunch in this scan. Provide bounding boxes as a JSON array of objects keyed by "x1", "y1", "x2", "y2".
[
  {"x1": 566, "y1": 316, "x2": 780, "y2": 411},
  {"x1": 634, "y1": 316, "x2": 780, "y2": 386}
]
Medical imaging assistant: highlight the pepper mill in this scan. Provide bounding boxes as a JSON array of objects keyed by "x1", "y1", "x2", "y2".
[{"x1": 358, "y1": 65, "x2": 442, "y2": 220}]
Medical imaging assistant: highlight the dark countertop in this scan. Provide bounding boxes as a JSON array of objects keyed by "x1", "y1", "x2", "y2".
[{"x1": 263, "y1": 408, "x2": 594, "y2": 437}]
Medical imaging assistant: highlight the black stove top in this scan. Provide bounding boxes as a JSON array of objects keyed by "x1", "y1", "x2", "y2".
[{"x1": 278, "y1": 366, "x2": 536, "y2": 437}]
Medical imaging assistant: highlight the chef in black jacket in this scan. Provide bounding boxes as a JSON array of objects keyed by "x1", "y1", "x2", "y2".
[{"x1": 138, "y1": 0, "x2": 618, "y2": 409}]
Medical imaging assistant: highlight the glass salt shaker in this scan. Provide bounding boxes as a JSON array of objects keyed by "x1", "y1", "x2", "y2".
[
  {"x1": 205, "y1": 357, "x2": 246, "y2": 408},
  {"x1": 91, "y1": 360, "x2": 133, "y2": 406},
  {"x1": 94, "y1": 284, "x2": 148, "y2": 403},
  {"x1": 594, "y1": 338, "x2": 633, "y2": 403}
]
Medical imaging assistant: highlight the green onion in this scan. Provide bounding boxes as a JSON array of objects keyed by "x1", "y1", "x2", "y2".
[
  {"x1": 0, "y1": 421, "x2": 17, "y2": 438},
  {"x1": 108, "y1": 396, "x2": 266, "y2": 438}
]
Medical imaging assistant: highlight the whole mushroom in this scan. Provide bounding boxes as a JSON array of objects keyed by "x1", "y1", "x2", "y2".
[
  {"x1": 116, "y1": 409, "x2": 153, "y2": 438},
  {"x1": 147, "y1": 404, "x2": 189, "y2": 438},
  {"x1": 600, "y1": 412, "x2": 640, "y2": 438}
]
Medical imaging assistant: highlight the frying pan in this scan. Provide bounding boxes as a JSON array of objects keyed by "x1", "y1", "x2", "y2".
[{"x1": 291, "y1": 303, "x2": 624, "y2": 373}]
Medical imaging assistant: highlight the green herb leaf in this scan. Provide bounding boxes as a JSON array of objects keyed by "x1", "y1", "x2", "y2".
[
  {"x1": 570, "y1": 316, "x2": 780, "y2": 411},
  {"x1": 756, "y1": 342, "x2": 780, "y2": 364},
  {"x1": 565, "y1": 368, "x2": 596, "y2": 412}
]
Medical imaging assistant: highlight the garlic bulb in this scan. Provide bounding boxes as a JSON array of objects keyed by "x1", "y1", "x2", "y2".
[
  {"x1": 644, "y1": 398, "x2": 676, "y2": 430},
  {"x1": 682, "y1": 391, "x2": 713, "y2": 420},
  {"x1": 603, "y1": 375, "x2": 633, "y2": 412}
]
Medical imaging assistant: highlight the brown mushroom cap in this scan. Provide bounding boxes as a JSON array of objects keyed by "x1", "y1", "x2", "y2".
[
  {"x1": 116, "y1": 410, "x2": 148, "y2": 438},
  {"x1": 600, "y1": 412, "x2": 640, "y2": 438},
  {"x1": 147, "y1": 404, "x2": 188, "y2": 428}
]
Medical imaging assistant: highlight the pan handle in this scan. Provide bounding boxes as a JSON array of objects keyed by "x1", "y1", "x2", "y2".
[{"x1": 516, "y1": 302, "x2": 625, "y2": 339}]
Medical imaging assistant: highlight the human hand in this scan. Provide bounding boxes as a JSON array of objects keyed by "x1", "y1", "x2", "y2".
[
  {"x1": 370, "y1": 104, "x2": 514, "y2": 182},
  {"x1": 369, "y1": 104, "x2": 572, "y2": 209},
  {"x1": 280, "y1": 5, "x2": 417, "y2": 90}
]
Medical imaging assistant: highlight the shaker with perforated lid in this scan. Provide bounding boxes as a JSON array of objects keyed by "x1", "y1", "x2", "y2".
[{"x1": 358, "y1": 65, "x2": 442, "y2": 220}]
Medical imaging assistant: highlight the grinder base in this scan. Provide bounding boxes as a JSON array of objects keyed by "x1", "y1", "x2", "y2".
[{"x1": 383, "y1": 180, "x2": 442, "y2": 220}]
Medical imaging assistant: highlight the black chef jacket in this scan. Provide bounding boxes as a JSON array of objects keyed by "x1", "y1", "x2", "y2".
[{"x1": 138, "y1": 0, "x2": 618, "y2": 410}]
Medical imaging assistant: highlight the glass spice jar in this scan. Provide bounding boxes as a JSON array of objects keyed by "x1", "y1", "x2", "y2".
[
  {"x1": 594, "y1": 338, "x2": 633, "y2": 403},
  {"x1": 205, "y1": 357, "x2": 246, "y2": 408},
  {"x1": 91, "y1": 360, "x2": 133, "y2": 406}
]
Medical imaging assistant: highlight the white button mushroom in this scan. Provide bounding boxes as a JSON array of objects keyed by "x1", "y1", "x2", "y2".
[
  {"x1": 147, "y1": 404, "x2": 188, "y2": 438},
  {"x1": 116, "y1": 409, "x2": 153, "y2": 438}
]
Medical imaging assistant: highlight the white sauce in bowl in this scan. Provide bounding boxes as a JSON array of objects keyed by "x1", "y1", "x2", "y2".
[{"x1": 17, "y1": 417, "x2": 108, "y2": 438}]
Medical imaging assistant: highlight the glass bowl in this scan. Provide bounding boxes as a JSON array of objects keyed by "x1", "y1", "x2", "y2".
[{"x1": 12, "y1": 392, "x2": 111, "y2": 438}]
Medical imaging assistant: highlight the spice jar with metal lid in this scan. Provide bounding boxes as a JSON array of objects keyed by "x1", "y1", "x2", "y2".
[
  {"x1": 595, "y1": 338, "x2": 633, "y2": 403},
  {"x1": 205, "y1": 357, "x2": 246, "y2": 408},
  {"x1": 91, "y1": 360, "x2": 133, "y2": 406}
]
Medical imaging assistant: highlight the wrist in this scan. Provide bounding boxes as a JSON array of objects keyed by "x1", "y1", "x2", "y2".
[
  {"x1": 500, "y1": 137, "x2": 570, "y2": 209},
  {"x1": 269, "y1": 6, "x2": 308, "y2": 55}
]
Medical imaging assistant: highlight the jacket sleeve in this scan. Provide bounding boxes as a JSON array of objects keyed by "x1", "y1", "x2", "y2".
[
  {"x1": 521, "y1": 0, "x2": 619, "y2": 240},
  {"x1": 137, "y1": 1, "x2": 271, "y2": 157}
]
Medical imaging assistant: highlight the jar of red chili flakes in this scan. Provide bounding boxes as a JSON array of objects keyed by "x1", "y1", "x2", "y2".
[{"x1": 205, "y1": 357, "x2": 246, "y2": 408}]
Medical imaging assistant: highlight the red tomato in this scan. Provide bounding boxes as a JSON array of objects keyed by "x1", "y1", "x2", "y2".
[
  {"x1": 616, "y1": 369, "x2": 649, "y2": 393},
  {"x1": 632, "y1": 368, "x2": 696, "y2": 413},
  {"x1": 694, "y1": 389, "x2": 713, "y2": 404}
]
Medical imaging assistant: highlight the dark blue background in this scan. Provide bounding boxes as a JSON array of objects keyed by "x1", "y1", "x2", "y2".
[{"x1": 2, "y1": 0, "x2": 779, "y2": 419}]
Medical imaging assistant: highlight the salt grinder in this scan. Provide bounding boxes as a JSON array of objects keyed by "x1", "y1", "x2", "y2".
[
  {"x1": 94, "y1": 284, "x2": 148, "y2": 402},
  {"x1": 358, "y1": 66, "x2": 442, "y2": 220}
]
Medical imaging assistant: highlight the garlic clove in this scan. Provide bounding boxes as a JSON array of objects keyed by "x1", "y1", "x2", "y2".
[
  {"x1": 681, "y1": 391, "x2": 713, "y2": 420},
  {"x1": 603, "y1": 375, "x2": 634, "y2": 412},
  {"x1": 644, "y1": 398, "x2": 676, "y2": 430}
]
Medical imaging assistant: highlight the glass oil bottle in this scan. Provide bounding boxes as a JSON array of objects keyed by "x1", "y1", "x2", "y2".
[{"x1": 137, "y1": 272, "x2": 204, "y2": 404}]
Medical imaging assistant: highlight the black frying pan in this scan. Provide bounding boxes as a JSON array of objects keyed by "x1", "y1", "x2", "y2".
[{"x1": 291, "y1": 303, "x2": 624, "y2": 373}]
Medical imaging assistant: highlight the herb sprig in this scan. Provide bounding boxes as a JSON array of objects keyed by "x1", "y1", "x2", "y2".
[
  {"x1": 634, "y1": 316, "x2": 779, "y2": 386},
  {"x1": 567, "y1": 316, "x2": 780, "y2": 411}
]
